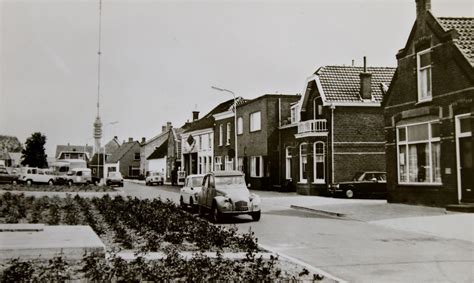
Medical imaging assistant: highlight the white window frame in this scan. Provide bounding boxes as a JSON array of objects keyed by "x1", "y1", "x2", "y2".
[
  {"x1": 237, "y1": 117, "x2": 243, "y2": 135},
  {"x1": 250, "y1": 111, "x2": 261, "y2": 132},
  {"x1": 417, "y1": 49, "x2": 432, "y2": 102},
  {"x1": 250, "y1": 156, "x2": 263, "y2": 178},
  {"x1": 285, "y1": 147, "x2": 292, "y2": 180},
  {"x1": 225, "y1": 155, "x2": 233, "y2": 170},
  {"x1": 396, "y1": 120, "x2": 441, "y2": 185},
  {"x1": 313, "y1": 142, "x2": 325, "y2": 183},
  {"x1": 219, "y1": 124, "x2": 223, "y2": 146},
  {"x1": 299, "y1": 143, "x2": 307, "y2": 183},
  {"x1": 290, "y1": 105, "x2": 299, "y2": 124},
  {"x1": 226, "y1": 122, "x2": 231, "y2": 145},
  {"x1": 214, "y1": 156, "x2": 222, "y2": 171}
]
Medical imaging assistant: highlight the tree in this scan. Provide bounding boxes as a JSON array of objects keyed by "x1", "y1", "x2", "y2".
[{"x1": 21, "y1": 132, "x2": 48, "y2": 168}]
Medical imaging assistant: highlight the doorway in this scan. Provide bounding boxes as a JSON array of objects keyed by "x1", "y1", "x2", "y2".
[{"x1": 456, "y1": 114, "x2": 473, "y2": 202}]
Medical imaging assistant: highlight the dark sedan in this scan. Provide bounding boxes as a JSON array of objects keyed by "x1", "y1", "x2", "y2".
[
  {"x1": 0, "y1": 167, "x2": 19, "y2": 184},
  {"x1": 329, "y1": 171, "x2": 387, "y2": 199}
]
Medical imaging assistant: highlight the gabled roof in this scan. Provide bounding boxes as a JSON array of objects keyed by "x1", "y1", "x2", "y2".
[
  {"x1": 436, "y1": 17, "x2": 474, "y2": 66},
  {"x1": 310, "y1": 66, "x2": 395, "y2": 104},
  {"x1": 0, "y1": 135, "x2": 22, "y2": 152},
  {"x1": 183, "y1": 99, "x2": 237, "y2": 133},
  {"x1": 55, "y1": 144, "x2": 94, "y2": 159},
  {"x1": 142, "y1": 130, "x2": 169, "y2": 146},
  {"x1": 147, "y1": 140, "x2": 168, "y2": 160},
  {"x1": 107, "y1": 141, "x2": 139, "y2": 163}
]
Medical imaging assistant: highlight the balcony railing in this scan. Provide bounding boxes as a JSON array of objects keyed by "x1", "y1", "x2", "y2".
[{"x1": 296, "y1": 119, "x2": 328, "y2": 137}]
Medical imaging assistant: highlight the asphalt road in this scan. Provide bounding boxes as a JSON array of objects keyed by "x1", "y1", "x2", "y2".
[{"x1": 123, "y1": 181, "x2": 474, "y2": 283}]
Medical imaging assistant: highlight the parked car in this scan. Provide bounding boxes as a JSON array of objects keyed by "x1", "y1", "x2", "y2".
[
  {"x1": 197, "y1": 171, "x2": 261, "y2": 223},
  {"x1": 106, "y1": 172, "x2": 124, "y2": 187},
  {"x1": 64, "y1": 168, "x2": 92, "y2": 186},
  {"x1": 18, "y1": 167, "x2": 56, "y2": 186},
  {"x1": 0, "y1": 167, "x2": 19, "y2": 184},
  {"x1": 146, "y1": 171, "x2": 164, "y2": 186},
  {"x1": 179, "y1": 174, "x2": 205, "y2": 211},
  {"x1": 329, "y1": 171, "x2": 387, "y2": 198}
]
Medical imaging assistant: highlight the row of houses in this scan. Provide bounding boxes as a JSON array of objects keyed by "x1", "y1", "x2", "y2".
[{"x1": 139, "y1": 0, "x2": 473, "y2": 208}]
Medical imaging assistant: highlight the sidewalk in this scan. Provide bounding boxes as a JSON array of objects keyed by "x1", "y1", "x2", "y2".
[{"x1": 268, "y1": 195, "x2": 474, "y2": 243}]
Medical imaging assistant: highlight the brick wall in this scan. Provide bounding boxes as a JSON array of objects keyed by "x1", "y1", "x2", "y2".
[{"x1": 119, "y1": 142, "x2": 141, "y2": 178}]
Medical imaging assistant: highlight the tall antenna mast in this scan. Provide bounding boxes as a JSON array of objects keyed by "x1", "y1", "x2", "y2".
[{"x1": 93, "y1": 0, "x2": 103, "y2": 154}]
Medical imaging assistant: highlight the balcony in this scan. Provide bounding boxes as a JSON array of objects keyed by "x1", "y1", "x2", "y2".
[{"x1": 295, "y1": 119, "x2": 328, "y2": 138}]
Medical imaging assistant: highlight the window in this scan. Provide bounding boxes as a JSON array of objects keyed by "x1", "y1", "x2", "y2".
[
  {"x1": 134, "y1": 152, "x2": 140, "y2": 160},
  {"x1": 199, "y1": 135, "x2": 202, "y2": 150},
  {"x1": 397, "y1": 121, "x2": 441, "y2": 184},
  {"x1": 198, "y1": 157, "x2": 202, "y2": 174},
  {"x1": 299, "y1": 143, "x2": 307, "y2": 182},
  {"x1": 250, "y1": 156, "x2": 263, "y2": 177},
  {"x1": 417, "y1": 49, "x2": 432, "y2": 102},
  {"x1": 285, "y1": 147, "x2": 292, "y2": 179},
  {"x1": 237, "y1": 117, "x2": 243, "y2": 135},
  {"x1": 219, "y1": 124, "x2": 223, "y2": 146},
  {"x1": 238, "y1": 157, "x2": 244, "y2": 172},
  {"x1": 225, "y1": 155, "x2": 233, "y2": 170},
  {"x1": 64, "y1": 153, "x2": 70, "y2": 159},
  {"x1": 208, "y1": 134, "x2": 212, "y2": 149},
  {"x1": 290, "y1": 105, "x2": 299, "y2": 124},
  {"x1": 250, "y1": 111, "x2": 261, "y2": 132},
  {"x1": 314, "y1": 142, "x2": 325, "y2": 182},
  {"x1": 214, "y1": 156, "x2": 222, "y2": 171},
  {"x1": 226, "y1": 122, "x2": 231, "y2": 145}
]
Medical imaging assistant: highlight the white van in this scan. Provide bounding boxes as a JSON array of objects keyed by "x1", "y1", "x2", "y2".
[
  {"x1": 19, "y1": 167, "x2": 57, "y2": 186},
  {"x1": 64, "y1": 168, "x2": 92, "y2": 185}
]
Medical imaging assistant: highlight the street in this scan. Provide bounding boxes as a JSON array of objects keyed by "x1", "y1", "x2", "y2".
[{"x1": 122, "y1": 181, "x2": 474, "y2": 283}]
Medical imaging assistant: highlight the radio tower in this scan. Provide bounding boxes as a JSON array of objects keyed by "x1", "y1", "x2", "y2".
[{"x1": 93, "y1": 0, "x2": 103, "y2": 154}]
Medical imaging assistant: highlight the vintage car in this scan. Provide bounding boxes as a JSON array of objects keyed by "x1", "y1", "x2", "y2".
[
  {"x1": 197, "y1": 171, "x2": 261, "y2": 222},
  {"x1": 179, "y1": 174, "x2": 205, "y2": 211},
  {"x1": 145, "y1": 171, "x2": 164, "y2": 186},
  {"x1": 64, "y1": 168, "x2": 92, "y2": 186},
  {"x1": 106, "y1": 172, "x2": 124, "y2": 187},
  {"x1": 18, "y1": 167, "x2": 57, "y2": 186},
  {"x1": 0, "y1": 167, "x2": 19, "y2": 184},
  {"x1": 329, "y1": 171, "x2": 387, "y2": 198}
]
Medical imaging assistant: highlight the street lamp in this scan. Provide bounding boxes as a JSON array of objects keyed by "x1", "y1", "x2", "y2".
[
  {"x1": 102, "y1": 121, "x2": 118, "y2": 183},
  {"x1": 211, "y1": 86, "x2": 238, "y2": 170}
]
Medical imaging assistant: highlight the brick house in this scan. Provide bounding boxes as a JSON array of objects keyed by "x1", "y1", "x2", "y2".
[
  {"x1": 140, "y1": 122, "x2": 172, "y2": 176},
  {"x1": 285, "y1": 62, "x2": 395, "y2": 195},
  {"x1": 232, "y1": 94, "x2": 300, "y2": 190},
  {"x1": 0, "y1": 135, "x2": 22, "y2": 168},
  {"x1": 55, "y1": 144, "x2": 94, "y2": 162},
  {"x1": 181, "y1": 101, "x2": 237, "y2": 176},
  {"x1": 107, "y1": 137, "x2": 141, "y2": 178},
  {"x1": 383, "y1": 0, "x2": 473, "y2": 206}
]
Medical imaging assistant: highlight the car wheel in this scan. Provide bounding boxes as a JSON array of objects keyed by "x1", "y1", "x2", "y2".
[
  {"x1": 106, "y1": 180, "x2": 111, "y2": 186},
  {"x1": 212, "y1": 205, "x2": 222, "y2": 223},
  {"x1": 12, "y1": 180, "x2": 17, "y2": 185},
  {"x1": 189, "y1": 197, "x2": 195, "y2": 212},
  {"x1": 48, "y1": 180, "x2": 54, "y2": 186},
  {"x1": 26, "y1": 180, "x2": 32, "y2": 186},
  {"x1": 145, "y1": 181, "x2": 149, "y2": 186},
  {"x1": 251, "y1": 211, "x2": 261, "y2": 221},
  {"x1": 68, "y1": 180, "x2": 73, "y2": 186},
  {"x1": 180, "y1": 196, "x2": 185, "y2": 208},
  {"x1": 345, "y1": 189, "x2": 354, "y2": 198}
]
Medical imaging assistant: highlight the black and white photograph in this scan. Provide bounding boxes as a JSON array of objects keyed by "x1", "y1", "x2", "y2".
[{"x1": 0, "y1": 0, "x2": 473, "y2": 281}]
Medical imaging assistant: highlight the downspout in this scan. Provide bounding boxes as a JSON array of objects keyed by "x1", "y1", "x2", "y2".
[
  {"x1": 278, "y1": 98, "x2": 282, "y2": 185},
  {"x1": 330, "y1": 104, "x2": 335, "y2": 185}
]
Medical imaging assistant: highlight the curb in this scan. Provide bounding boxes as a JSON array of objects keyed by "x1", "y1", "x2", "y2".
[
  {"x1": 290, "y1": 205, "x2": 347, "y2": 218},
  {"x1": 258, "y1": 243, "x2": 346, "y2": 283}
]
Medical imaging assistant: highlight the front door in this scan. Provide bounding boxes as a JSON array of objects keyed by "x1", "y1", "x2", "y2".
[
  {"x1": 459, "y1": 137, "x2": 473, "y2": 202},
  {"x1": 456, "y1": 114, "x2": 473, "y2": 202}
]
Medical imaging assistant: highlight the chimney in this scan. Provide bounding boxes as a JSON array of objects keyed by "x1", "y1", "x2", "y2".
[
  {"x1": 141, "y1": 137, "x2": 146, "y2": 144},
  {"x1": 162, "y1": 125, "x2": 167, "y2": 132},
  {"x1": 192, "y1": 111, "x2": 199, "y2": 121},
  {"x1": 416, "y1": 0, "x2": 431, "y2": 19},
  {"x1": 360, "y1": 56, "x2": 372, "y2": 100},
  {"x1": 114, "y1": 136, "x2": 118, "y2": 140},
  {"x1": 128, "y1": 137, "x2": 133, "y2": 142},
  {"x1": 166, "y1": 122, "x2": 172, "y2": 131}
]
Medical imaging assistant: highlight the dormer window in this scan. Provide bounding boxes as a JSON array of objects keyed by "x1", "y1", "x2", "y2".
[{"x1": 417, "y1": 49, "x2": 432, "y2": 102}]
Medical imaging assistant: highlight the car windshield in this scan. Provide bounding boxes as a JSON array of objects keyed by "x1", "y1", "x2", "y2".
[
  {"x1": 190, "y1": 177, "x2": 203, "y2": 187},
  {"x1": 352, "y1": 172, "x2": 364, "y2": 181},
  {"x1": 215, "y1": 176, "x2": 245, "y2": 187}
]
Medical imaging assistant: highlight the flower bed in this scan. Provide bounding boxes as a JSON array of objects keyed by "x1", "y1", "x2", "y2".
[
  {"x1": 0, "y1": 184, "x2": 116, "y2": 192},
  {"x1": 0, "y1": 193, "x2": 327, "y2": 281}
]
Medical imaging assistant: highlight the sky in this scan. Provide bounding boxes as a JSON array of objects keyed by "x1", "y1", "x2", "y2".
[{"x1": 0, "y1": 0, "x2": 472, "y2": 158}]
